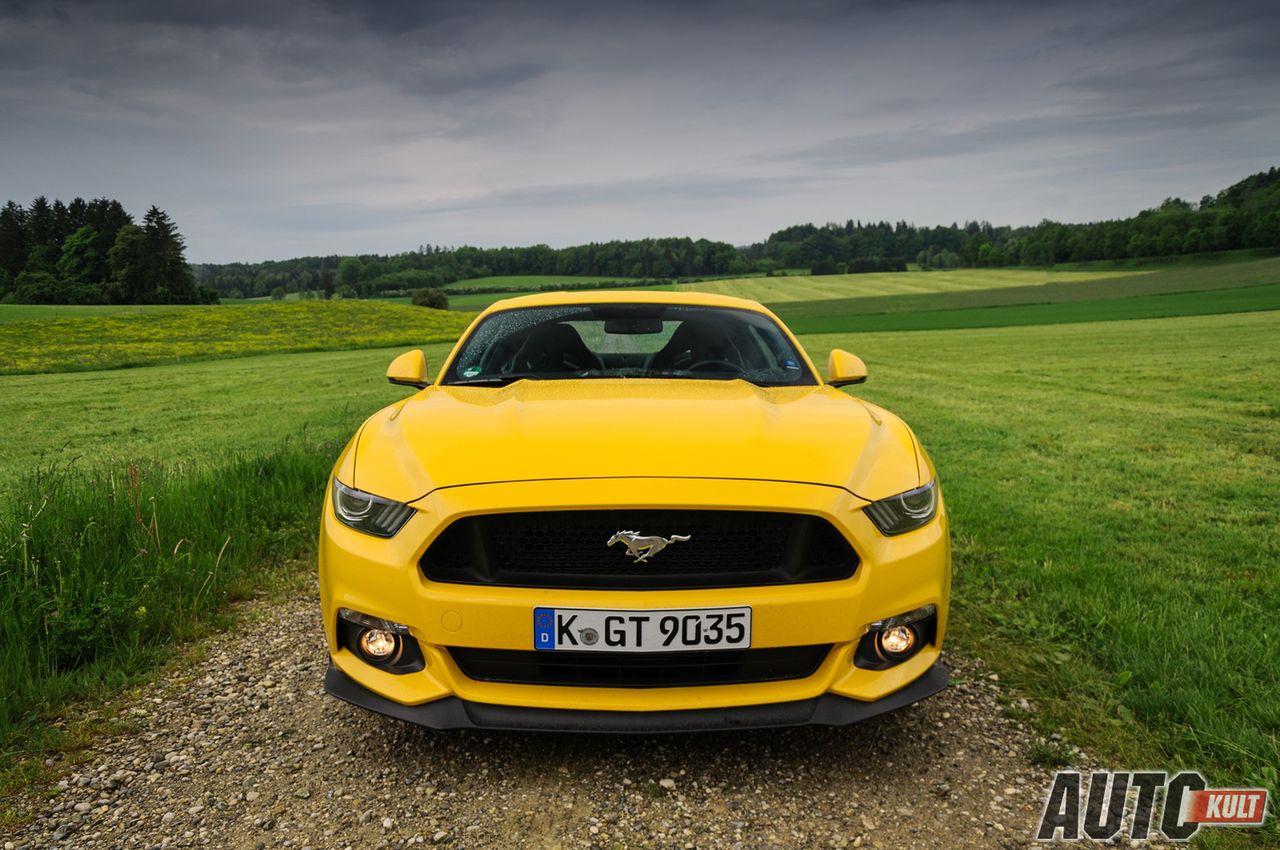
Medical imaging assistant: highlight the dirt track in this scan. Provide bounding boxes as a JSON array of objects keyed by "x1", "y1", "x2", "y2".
[{"x1": 3, "y1": 587, "x2": 1090, "y2": 849}]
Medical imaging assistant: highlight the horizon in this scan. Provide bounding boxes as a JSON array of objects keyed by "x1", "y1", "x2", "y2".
[{"x1": 2, "y1": 0, "x2": 1277, "y2": 264}]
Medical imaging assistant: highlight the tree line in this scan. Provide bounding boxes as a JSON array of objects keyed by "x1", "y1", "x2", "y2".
[
  {"x1": 749, "y1": 167, "x2": 1280, "y2": 270},
  {"x1": 195, "y1": 237, "x2": 750, "y2": 300},
  {"x1": 0, "y1": 197, "x2": 215, "y2": 305}
]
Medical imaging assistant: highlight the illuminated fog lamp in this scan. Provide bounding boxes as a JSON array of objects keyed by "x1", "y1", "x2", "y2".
[
  {"x1": 878, "y1": 625, "x2": 917, "y2": 657},
  {"x1": 357, "y1": 628, "x2": 400, "y2": 661}
]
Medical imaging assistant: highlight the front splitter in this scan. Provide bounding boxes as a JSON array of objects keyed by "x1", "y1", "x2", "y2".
[{"x1": 324, "y1": 660, "x2": 948, "y2": 734}]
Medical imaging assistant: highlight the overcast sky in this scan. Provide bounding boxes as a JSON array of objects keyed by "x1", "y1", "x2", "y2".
[{"x1": 2, "y1": 0, "x2": 1277, "y2": 262}]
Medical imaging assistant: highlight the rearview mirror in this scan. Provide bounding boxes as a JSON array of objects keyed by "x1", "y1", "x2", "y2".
[
  {"x1": 603, "y1": 317, "x2": 664, "y2": 334},
  {"x1": 387, "y1": 349, "x2": 430, "y2": 389},
  {"x1": 827, "y1": 349, "x2": 867, "y2": 387}
]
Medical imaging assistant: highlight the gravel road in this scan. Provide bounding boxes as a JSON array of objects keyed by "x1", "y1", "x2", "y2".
[{"x1": 4, "y1": 588, "x2": 1093, "y2": 849}]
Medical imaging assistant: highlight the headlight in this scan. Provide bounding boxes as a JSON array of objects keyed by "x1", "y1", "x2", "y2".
[
  {"x1": 863, "y1": 480, "x2": 938, "y2": 536},
  {"x1": 331, "y1": 479, "x2": 414, "y2": 537}
]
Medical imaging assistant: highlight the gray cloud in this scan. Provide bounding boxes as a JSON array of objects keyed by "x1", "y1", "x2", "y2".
[
  {"x1": 764, "y1": 102, "x2": 1264, "y2": 170},
  {"x1": 0, "y1": 0, "x2": 1276, "y2": 261}
]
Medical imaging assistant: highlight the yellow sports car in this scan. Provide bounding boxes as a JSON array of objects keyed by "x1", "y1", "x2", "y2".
[{"x1": 320, "y1": 291, "x2": 950, "y2": 731}]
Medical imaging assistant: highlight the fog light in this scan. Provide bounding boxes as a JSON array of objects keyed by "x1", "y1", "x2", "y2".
[
  {"x1": 879, "y1": 625, "x2": 917, "y2": 656},
  {"x1": 358, "y1": 628, "x2": 399, "y2": 661},
  {"x1": 855, "y1": 605, "x2": 937, "y2": 670}
]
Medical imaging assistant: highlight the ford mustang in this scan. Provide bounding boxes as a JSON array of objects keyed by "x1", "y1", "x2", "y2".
[{"x1": 320, "y1": 291, "x2": 950, "y2": 732}]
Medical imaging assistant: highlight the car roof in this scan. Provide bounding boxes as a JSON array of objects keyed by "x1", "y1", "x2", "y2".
[{"x1": 482, "y1": 288, "x2": 770, "y2": 315}]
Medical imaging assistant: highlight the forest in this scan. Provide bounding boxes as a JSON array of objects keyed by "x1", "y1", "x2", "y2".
[{"x1": 0, "y1": 197, "x2": 215, "y2": 304}]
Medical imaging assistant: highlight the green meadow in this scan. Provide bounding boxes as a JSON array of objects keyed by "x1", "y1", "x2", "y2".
[
  {"x1": 0, "y1": 303, "x2": 196, "y2": 324},
  {"x1": 773, "y1": 256, "x2": 1280, "y2": 321},
  {"x1": 441, "y1": 274, "x2": 636, "y2": 290},
  {"x1": 445, "y1": 283, "x2": 675, "y2": 311},
  {"x1": 1, "y1": 262, "x2": 1278, "y2": 844},
  {"x1": 785, "y1": 281, "x2": 1280, "y2": 333},
  {"x1": 0, "y1": 300, "x2": 472, "y2": 375},
  {"x1": 677, "y1": 267, "x2": 1149, "y2": 302},
  {"x1": 0, "y1": 344, "x2": 454, "y2": 485},
  {"x1": 808, "y1": 312, "x2": 1280, "y2": 798}
]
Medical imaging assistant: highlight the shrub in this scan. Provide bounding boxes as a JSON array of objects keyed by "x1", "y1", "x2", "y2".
[
  {"x1": 12, "y1": 271, "x2": 103, "y2": 305},
  {"x1": 411, "y1": 288, "x2": 449, "y2": 310}
]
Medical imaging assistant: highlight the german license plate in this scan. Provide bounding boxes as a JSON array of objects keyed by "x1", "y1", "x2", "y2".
[{"x1": 533, "y1": 606, "x2": 751, "y2": 652}]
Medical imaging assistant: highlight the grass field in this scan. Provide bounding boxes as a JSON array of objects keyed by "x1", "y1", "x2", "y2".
[
  {"x1": 0, "y1": 304, "x2": 197, "y2": 324},
  {"x1": 807, "y1": 311, "x2": 1280, "y2": 803},
  {"x1": 773, "y1": 256, "x2": 1280, "y2": 321},
  {"x1": 677, "y1": 268, "x2": 1150, "y2": 302},
  {"x1": 384, "y1": 283, "x2": 676, "y2": 312},
  {"x1": 785, "y1": 280, "x2": 1280, "y2": 334},
  {"x1": 0, "y1": 344, "x2": 453, "y2": 485},
  {"x1": 1044, "y1": 246, "x2": 1278, "y2": 272},
  {"x1": 441, "y1": 274, "x2": 636, "y2": 290},
  {"x1": 0, "y1": 300, "x2": 473, "y2": 375}
]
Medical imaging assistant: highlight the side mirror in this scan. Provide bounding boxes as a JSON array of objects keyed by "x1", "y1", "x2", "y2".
[
  {"x1": 827, "y1": 349, "x2": 867, "y2": 387},
  {"x1": 386, "y1": 349, "x2": 430, "y2": 389}
]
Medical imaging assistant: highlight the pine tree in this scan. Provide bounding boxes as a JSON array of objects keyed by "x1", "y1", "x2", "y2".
[
  {"x1": 26, "y1": 196, "x2": 56, "y2": 249},
  {"x1": 142, "y1": 206, "x2": 198, "y2": 303},
  {"x1": 0, "y1": 201, "x2": 27, "y2": 283}
]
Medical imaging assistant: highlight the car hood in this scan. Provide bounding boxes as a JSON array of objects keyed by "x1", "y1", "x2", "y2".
[{"x1": 349, "y1": 379, "x2": 924, "y2": 504}]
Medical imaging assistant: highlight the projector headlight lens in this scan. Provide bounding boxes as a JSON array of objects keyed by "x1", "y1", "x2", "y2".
[
  {"x1": 332, "y1": 479, "x2": 414, "y2": 537},
  {"x1": 863, "y1": 480, "x2": 938, "y2": 536}
]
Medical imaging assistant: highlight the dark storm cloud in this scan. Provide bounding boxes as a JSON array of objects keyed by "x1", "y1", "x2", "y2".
[{"x1": 1, "y1": 0, "x2": 1277, "y2": 260}]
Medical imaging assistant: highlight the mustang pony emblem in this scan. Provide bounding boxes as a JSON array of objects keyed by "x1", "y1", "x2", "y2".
[{"x1": 607, "y1": 530, "x2": 691, "y2": 563}]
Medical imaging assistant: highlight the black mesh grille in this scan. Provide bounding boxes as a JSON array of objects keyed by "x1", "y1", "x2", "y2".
[
  {"x1": 420, "y1": 510, "x2": 858, "y2": 590},
  {"x1": 448, "y1": 645, "x2": 832, "y2": 688}
]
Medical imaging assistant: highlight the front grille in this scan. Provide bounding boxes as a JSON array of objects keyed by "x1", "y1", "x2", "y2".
[
  {"x1": 448, "y1": 645, "x2": 832, "y2": 688},
  {"x1": 420, "y1": 509, "x2": 858, "y2": 590}
]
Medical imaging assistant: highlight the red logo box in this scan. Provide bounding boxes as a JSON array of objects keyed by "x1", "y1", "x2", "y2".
[{"x1": 1186, "y1": 789, "x2": 1269, "y2": 825}]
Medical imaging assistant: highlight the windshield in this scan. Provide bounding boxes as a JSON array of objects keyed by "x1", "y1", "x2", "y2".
[{"x1": 442, "y1": 303, "x2": 817, "y2": 387}]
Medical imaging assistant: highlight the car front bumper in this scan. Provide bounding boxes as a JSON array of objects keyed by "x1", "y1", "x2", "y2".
[
  {"x1": 319, "y1": 476, "x2": 951, "y2": 726},
  {"x1": 325, "y1": 658, "x2": 949, "y2": 733}
]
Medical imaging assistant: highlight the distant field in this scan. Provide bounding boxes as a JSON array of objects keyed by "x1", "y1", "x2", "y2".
[
  {"x1": 784, "y1": 280, "x2": 1280, "y2": 335},
  {"x1": 0, "y1": 303, "x2": 196, "y2": 324},
  {"x1": 0, "y1": 300, "x2": 473, "y2": 375},
  {"x1": 442, "y1": 274, "x2": 636, "y2": 290},
  {"x1": 396, "y1": 283, "x2": 675, "y2": 312},
  {"x1": 1044, "y1": 246, "x2": 1278, "y2": 272},
  {"x1": 773, "y1": 256, "x2": 1280, "y2": 322},
  {"x1": 678, "y1": 268, "x2": 1149, "y2": 302}
]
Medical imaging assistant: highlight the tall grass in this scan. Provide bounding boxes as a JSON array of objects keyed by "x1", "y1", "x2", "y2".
[{"x1": 0, "y1": 436, "x2": 340, "y2": 752}]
